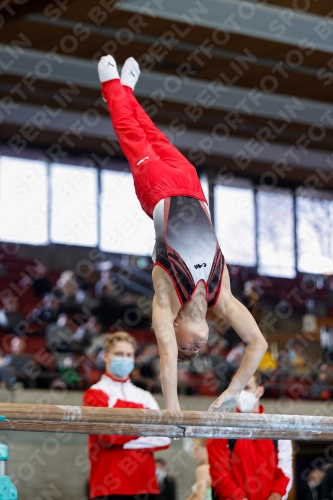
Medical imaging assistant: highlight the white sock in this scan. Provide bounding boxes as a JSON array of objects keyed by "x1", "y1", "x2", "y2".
[
  {"x1": 120, "y1": 57, "x2": 140, "y2": 90},
  {"x1": 98, "y1": 55, "x2": 119, "y2": 83}
]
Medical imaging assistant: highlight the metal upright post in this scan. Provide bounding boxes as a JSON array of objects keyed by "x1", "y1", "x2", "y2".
[{"x1": 0, "y1": 443, "x2": 18, "y2": 500}]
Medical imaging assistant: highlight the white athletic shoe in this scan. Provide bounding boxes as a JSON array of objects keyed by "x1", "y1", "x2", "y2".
[
  {"x1": 98, "y1": 55, "x2": 119, "y2": 83},
  {"x1": 120, "y1": 57, "x2": 140, "y2": 90}
]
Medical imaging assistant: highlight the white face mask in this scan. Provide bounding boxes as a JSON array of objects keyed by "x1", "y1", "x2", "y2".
[{"x1": 237, "y1": 389, "x2": 259, "y2": 413}]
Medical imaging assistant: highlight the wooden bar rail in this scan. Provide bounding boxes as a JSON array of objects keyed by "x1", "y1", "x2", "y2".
[{"x1": 0, "y1": 403, "x2": 331, "y2": 440}]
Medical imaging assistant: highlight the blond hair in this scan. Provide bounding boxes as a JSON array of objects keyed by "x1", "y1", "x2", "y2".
[
  {"x1": 104, "y1": 332, "x2": 137, "y2": 352},
  {"x1": 193, "y1": 438, "x2": 207, "y2": 447}
]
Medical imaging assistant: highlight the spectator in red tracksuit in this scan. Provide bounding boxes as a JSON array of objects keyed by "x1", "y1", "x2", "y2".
[
  {"x1": 83, "y1": 331, "x2": 170, "y2": 500},
  {"x1": 207, "y1": 372, "x2": 293, "y2": 500}
]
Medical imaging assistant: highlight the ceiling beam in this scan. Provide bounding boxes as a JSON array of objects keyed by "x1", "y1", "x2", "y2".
[
  {"x1": 0, "y1": 0, "x2": 47, "y2": 25},
  {"x1": 118, "y1": 0, "x2": 333, "y2": 54},
  {"x1": 0, "y1": 46, "x2": 332, "y2": 129},
  {"x1": 26, "y1": 13, "x2": 328, "y2": 79},
  {"x1": 2, "y1": 102, "x2": 332, "y2": 172}
]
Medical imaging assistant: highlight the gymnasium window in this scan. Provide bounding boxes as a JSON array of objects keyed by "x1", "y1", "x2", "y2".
[
  {"x1": 200, "y1": 173, "x2": 209, "y2": 207},
  {"x1": 214, "y1": 184, "x2": 256, "y2": 267},
  {"x1": 2, "y1": 152, "x2": 333, "y2": 279},
  {"x1": 0, "y1": 156, "x2": 48, "y2": 245},
  {"x1": 257, "y1": 189, "x2": 296, "y2": 278},
  {"x1": 99, "y1": 170, "x2": 155, "y2": 256},
  {"x1": 296, "y1": 190, "x2": 333, "y2": 275},
  {"x1": 50, "y1": 163, "x2": 98, "y2": 247}
]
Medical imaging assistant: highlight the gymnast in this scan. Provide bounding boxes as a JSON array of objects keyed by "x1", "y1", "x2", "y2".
[{"x1": 98, "y1": 55, "x2": 267, "y2": 412}]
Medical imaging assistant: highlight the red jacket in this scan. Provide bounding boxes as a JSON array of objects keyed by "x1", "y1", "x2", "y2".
[
  {"x1": 83, "y1": 373, "x2": 170, "y2": 499},
  {"x1": 207, "y1": 406, "x2": 292, "y2": 500}
]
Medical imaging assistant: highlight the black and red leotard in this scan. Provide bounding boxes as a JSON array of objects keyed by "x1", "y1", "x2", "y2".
[{"x1": 153, "y1": 196, "x2": 224, "y2": 307}]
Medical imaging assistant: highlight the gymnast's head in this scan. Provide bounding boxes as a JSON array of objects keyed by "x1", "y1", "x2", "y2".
[{"x1": 174, "y1": 315, "x2": 209, "y2": 362}]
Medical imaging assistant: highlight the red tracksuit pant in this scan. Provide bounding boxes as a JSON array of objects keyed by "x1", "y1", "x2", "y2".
[{"x1": 101, "y1": 79, "x2": 207, "y2": 219}]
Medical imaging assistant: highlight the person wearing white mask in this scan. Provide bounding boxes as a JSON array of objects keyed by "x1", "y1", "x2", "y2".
[
  {"x1": 83, "y1": 332, "x2": 170, "y2": 500},
  {"x1": 207, "y1": 372, "x2": 293, "y2": 500}
]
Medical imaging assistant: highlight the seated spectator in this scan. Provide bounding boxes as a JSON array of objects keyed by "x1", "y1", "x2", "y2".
[
  {"x1": 286, "y1": 339, "x2": 308, "y2": 377},
  {"x1": 94, "y1": 347, "x2": 106, "y2": 371},
  {"x1": 92, "y1": 282, "x2": 127, "y2": 329},
  {"x1": 56, "y1": 269, "x2": 78, "y2": 295},
  {"x1": 155, "y1": 458, "x2": 177, "y2": 500},
  {"x1": 0, "y1": 296, "x2": 24, "y2": 333},
  {"x1": 54, "y1": 270, "x2": 80, "y2": 313},
  {"x1": 226, "y1": 342, "x2": 245, "y2": 368},
  {"x1": 207, "y1": 372, "x2": 293, "y2": 500},
  {"x1": 310, "y1": 370, "x2": 332, "y2": 400},
  {"x1": 95, "y1": 280, "x2": 150, "y2": 329},
  {"x1": 57, "y1": 355, "x2": 81, "y2": 389},
  {"x1": 45, "y1": 313, "x2": 74, "y2": 353},
  {"x1": 2, "y1": 338, "x2": 34, "y2": 388},
  {"x1": 56, "y1": 269, "x2": 98, "y2": 313},
  {"x1": 274, "y1": 351, "x2": 293, "y2": 381},
  {"x1": 131, "y1": 365, "x2": 161, "y2": 394},
  {"x1": 28, "y1": 294, "x2": 60, "y2": 324},
  {"x1": 71, "y1": 317, "x2": 104, "y2": 354},
  {"x1": 30, "y1": 262, "x2": 53, "y2": 298},
  {"x1": 225, "y1": 342, "x2": 245, "y2": 380},
  {"x1": 85, "y1": 333, "x2": 110, "y2": 358},
  {"x1": 223, "y1": 327, "x2": 242, "y2": 351},
  {"x1": 136, "y1": 344, "x2": 159, "y2": 379},
  {"x1": 75, "y1": 287, "x2": 98, "y2": 311},
  {"x1": 298, "y1": 468, "x2": 325, "y2": 500},
  {"x1": 95, "y1": 269, "x2": 118, "y2": 298}
]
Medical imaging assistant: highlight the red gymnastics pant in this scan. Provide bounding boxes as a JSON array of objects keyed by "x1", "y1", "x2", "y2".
[{"x1": 102, "y1": 79, "x2": 207, "y2": 219}]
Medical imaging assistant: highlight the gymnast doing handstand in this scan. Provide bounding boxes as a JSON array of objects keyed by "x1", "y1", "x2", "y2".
[{"x1": 98, "y1": 55, "x2": 267, "y2": 412}]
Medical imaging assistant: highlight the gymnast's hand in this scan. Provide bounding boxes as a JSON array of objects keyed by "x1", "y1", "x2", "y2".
[{"x1": 208, "y1": 388, "x2": 241, "y2": 412}]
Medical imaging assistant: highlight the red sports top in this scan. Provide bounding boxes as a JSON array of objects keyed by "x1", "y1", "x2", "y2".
[
  {"x1": 207, "y1": 406, "x2": 292, "y2": 500},
  {"x1": 83, "y1": 373, "x2": 170, "y2": 498}
]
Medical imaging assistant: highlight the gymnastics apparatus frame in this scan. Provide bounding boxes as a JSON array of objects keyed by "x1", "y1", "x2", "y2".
[{"x1": 0, "y1": 403, "x2": 331, "y2": 440}]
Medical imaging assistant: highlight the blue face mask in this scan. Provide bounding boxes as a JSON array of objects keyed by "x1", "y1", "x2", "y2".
[{"x1": 110, "y1": 357, "x2": 134, "y2": 378}]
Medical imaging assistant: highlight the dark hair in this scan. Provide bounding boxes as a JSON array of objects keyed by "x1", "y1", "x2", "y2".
[
  {"x1": 177, "y1": 351, "x2": 199, "y2": 362},
  {"x1": 253, "y1": 371, "x2": 263, "y2": 387},
  {"x1": 156, "y1": 458, "x2": 166, "y2": 466}
]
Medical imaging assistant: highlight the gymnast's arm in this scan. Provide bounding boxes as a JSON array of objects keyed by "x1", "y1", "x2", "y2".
[
  {"x1": 152, "y1": 267, "x2": 181, "y2": 411},
  {"x1": 152, "y1": 296, "x2": 180, "y2": 411},
  {"x1": 209, "y1": 264, "x2": 268, "y2": 411}
]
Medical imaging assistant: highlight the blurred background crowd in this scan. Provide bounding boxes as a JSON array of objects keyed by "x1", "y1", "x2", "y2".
[{"x1": 0, "y1": 257, "x2": 332, "y2": 403}]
